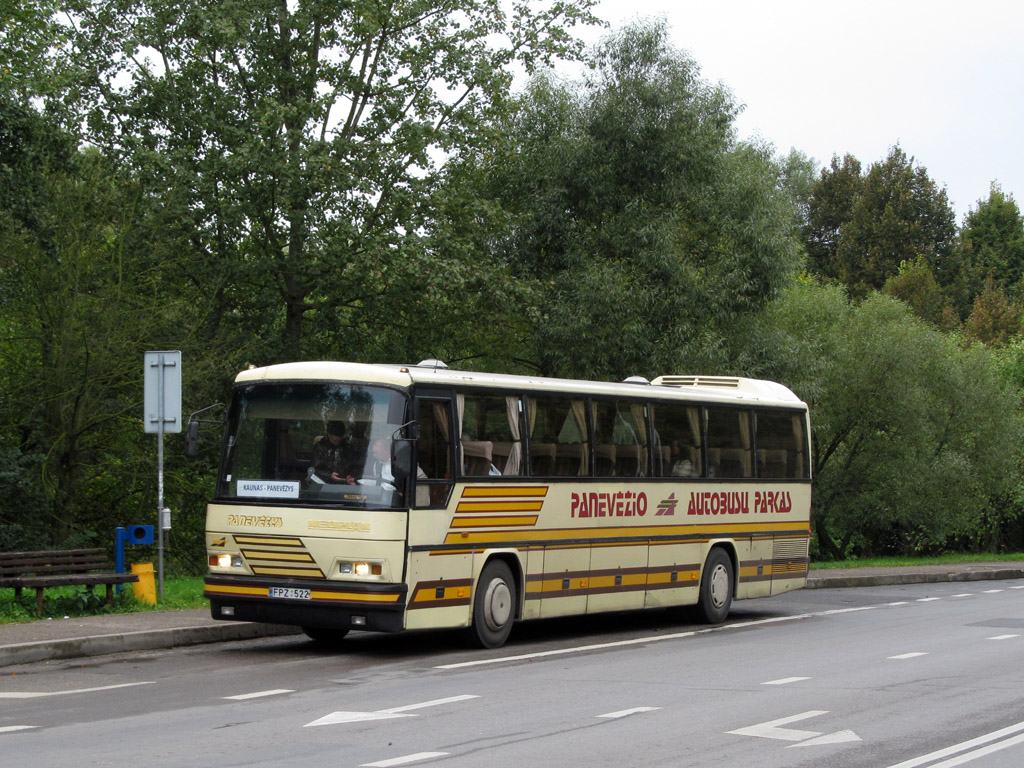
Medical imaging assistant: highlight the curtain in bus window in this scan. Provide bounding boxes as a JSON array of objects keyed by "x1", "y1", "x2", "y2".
[
  {"x1": 630, "y1": 403, "x2": 649, "y2": 476},
  {"x1": 568, "y1": 400, "x2": 589, "y2": 475},
  {"x1": 503, "y1": 396, "x2": 523, "y2": 476}
]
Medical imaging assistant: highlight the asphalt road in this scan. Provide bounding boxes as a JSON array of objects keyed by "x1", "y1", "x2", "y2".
[{"x1": 3, "y1": 578, "x2": 1024, "y2": 768}]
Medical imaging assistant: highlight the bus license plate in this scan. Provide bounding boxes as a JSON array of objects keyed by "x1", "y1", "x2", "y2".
[{"x1": 269, "y1": 587, "x2": 310, "y2": 600}]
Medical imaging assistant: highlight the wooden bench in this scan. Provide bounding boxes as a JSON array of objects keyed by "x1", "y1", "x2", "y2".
[{"x1": 0, "y1": 549, "x2": 139, "y2": 614}]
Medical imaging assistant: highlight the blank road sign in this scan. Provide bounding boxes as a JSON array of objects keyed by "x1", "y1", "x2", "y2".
[{"x1": 144, "y1": 351, "x2": 182, "y2": 434}]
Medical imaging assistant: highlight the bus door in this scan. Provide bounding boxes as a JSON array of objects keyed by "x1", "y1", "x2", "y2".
[{"x1": 413, "y1": 391, "x2": 456, "y2": 509}]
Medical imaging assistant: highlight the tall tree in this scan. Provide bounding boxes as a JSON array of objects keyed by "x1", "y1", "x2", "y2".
[
  {"x1": 445, "y1": 20, "x2": 801, "y2": 379},
  {"x1": 960, "y1": 184, "x2": 1024, "y2": 294},
  {"x1": 806, "y1": 148, "x2": 957, "y2": 297},
  {"x1": 59, "y1": 0, "x2": 600, "y2": 360}
]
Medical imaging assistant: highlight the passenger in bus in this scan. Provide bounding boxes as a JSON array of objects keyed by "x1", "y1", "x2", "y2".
[{"x1": 311, "y1": 421, "x2": 357, "y2": 484}]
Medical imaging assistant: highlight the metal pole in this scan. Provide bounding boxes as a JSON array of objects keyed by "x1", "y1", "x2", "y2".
[{"x1": 156, "y1": 353, "x2": 165, "y2": 600}]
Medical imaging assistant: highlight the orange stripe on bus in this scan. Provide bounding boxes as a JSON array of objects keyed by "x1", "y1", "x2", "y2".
[
  {"x1": 455, "y1": 501, "x2": 544, "y2": 513},
  {"x1": 460, "y1": 486, "x2": 549, "y2": 498},
  {"x1": 451, "y1": 515, "x2": 539, "y2": 528}
]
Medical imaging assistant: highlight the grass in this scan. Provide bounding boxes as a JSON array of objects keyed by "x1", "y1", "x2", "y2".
[
  {"x1": 0, "y1": 575, "x2": 207, "y2": 625},
  {"x1": 810, "y1": 552, "x2": 1024, "y2": 570}
]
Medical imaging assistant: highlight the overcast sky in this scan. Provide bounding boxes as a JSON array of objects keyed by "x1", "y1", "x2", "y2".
[{"x1": 575, "y1": 0, "x2": 1024, "y2": 221}]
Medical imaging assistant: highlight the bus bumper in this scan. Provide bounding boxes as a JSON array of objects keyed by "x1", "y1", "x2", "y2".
[{"x1": 205, "y1": 575, "x2": 407, "y2": 633}]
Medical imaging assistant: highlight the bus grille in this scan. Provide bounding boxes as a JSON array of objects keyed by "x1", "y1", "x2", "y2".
[{"x1": 233, "y1": 534, "x2": 326, "y2": 579}]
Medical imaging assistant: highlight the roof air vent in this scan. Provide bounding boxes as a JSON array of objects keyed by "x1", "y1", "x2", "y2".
[
  {"x1": 416, "y1": 359, "x2": 449, "y2": 369},
  {"x1": 653, "y1": 375, "x2": 741, "y2": 388},
  {"x1": 623, "y1": 376, "x2": 650, "y2": 385}
]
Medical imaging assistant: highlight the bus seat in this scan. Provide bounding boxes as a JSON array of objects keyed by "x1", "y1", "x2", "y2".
[
  {"x1": 758, "y1": 449, "x2": 788, "y2": 478},
  {"x1": 530, "y1": 442, "x2": 557, "y2": 476},
  {"x1": 462, "y1": 440, "x2": 494, "y2": 476}
]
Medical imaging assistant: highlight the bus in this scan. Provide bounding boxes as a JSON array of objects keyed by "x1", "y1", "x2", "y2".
[{"x1": 202, "y1": 360, "x2": 811, "y2": 648}]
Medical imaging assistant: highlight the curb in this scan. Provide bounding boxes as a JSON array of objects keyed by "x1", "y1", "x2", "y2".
[
  {"x1": 806, "y1": 567, "x2": 1024, "y2": 590},
  {"x1": 0, "y1": 622, "x2": 301, "y2": 667}
]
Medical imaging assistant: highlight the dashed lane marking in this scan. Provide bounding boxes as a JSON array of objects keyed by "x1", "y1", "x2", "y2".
[
  {"x1": 361, "y1": 753, "x2": 449, "y2": 767},
  {"x1": 0, "y1": 682, "x2": 154, "y2": 699},
  {"x1": 223, "y1": 689, "x2": 294, "y2": 700},
  {"x1": 597, "y1": 707, "x2": 661, "y2": 719}
]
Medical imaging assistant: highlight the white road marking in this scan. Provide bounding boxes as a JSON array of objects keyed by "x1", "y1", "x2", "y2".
[
  {"x1": 987, "y1": 634, "x2": 1019, "y2": 641},
  {"x1": 917, "y1": 597, "x2": 941, "y2": 602},
  {"x1": 983, "y1": 589, "x2": 1004, "y2": 594},
  {"x1": 305, "y1": 695, "x2": 479, "y2": 727},
  {"x1": 889, "y1": 652, "x2": 928, "y2": 659},
  {"x1": 885, "y1": 719, "x2": 1024, "y2": 768},
  {"x1": 223, "y1": 689, "x2": 294, "y2": 700},
  {"x1": 361, "y1": 753, "x2": 449, "y2": 767},
  {"x1": 0, "y1": 726, "x2": 39, "y2": 733},
  {"x1": 728, "y1": 710, "x2": 830, "y2": 742},
  {"x1": 763, "y1": 677, "x2": 811, "y2": 686},
  {"x1": 790, "y1": 729, "x2": 861, "y2": 748},
  {"x1": 0, "y1": 682, "x2": 154, "y2": 699},
  {"x1": 1011, "y1": 585, "x2": 1024, "y2": 590},
  {"x1": 378, "y1": 695, "x2": 479, "y2": 714},
  {"x1": 434, "y1": 583, "x2": 1017, "y2": 671},
  {"x1": 952, "y1": 594, "x2": 973, "y2": 598},
  {"x1": 597, "y1": 706, "x2": 661, "y2": 719}
]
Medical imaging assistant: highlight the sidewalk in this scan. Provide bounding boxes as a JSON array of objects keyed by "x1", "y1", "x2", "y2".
[{"x1": 2, "y1": 562, "x2": 1022, "y2": 668}]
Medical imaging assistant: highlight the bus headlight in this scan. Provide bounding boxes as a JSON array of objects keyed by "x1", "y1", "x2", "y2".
[
  {"x1": 210, "y1": 553, "x2": 244, "y2": 569},
  {"x1": 338, "y1": 561, "x2": 382, "y2": 577}
]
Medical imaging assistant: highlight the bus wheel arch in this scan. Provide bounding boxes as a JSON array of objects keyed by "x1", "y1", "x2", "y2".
[
  {"x1": 697, "y1": 544, "x2": 736, "y2": 624},
  {"x1": 470, "y1": 555, "x2": 520, "y2": 648}
]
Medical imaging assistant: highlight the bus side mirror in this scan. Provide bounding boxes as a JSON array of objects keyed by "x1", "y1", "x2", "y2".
[
  {"x1": 185, "y1": 419, "x2": 200, "y2": 458},
  {"x1": 392, "y1": 440, "x2": 413, "y2": 484}
]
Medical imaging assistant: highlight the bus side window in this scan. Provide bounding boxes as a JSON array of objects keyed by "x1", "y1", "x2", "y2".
[
  {"x1": 756, "y1": 409, "x2": 808, "y2": 479},
  {"x1": 458, "y1": 392, "x2": 524, "y2": 476},
  {"x1": 650, "y1": 403, "x2": 702, "y2": 478},
  {"x1": 706, "y1": 407, "x2": 752, "y2": 478},
  {"x1": 415, "y1": 398, "x2": 454, "y2": 507},
  {"x1": 592, "y1": 400, "x2": 648, "y2": 477},
  {"x1": 527, "y1": 396, "x2": 589, "y2": 476}
]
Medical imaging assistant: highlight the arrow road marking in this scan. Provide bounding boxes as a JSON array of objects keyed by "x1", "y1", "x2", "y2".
[
  {"x1": 790, "y1": 730, "x2": 862, "y2": 748},
  {"x1": 305, "y1": 695, "x2": 479, "y2": 727},
  {"x1": 729, "y1": 711, "x2": 861, "y2": 747},
  {"x1": 728, "y1": 710, "x2": 830, "y2": 742}
]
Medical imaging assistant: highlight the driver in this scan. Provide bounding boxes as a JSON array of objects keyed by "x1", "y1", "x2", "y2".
[{"x1": 312, "y1": 421, "x2": 356, "y2": 484}]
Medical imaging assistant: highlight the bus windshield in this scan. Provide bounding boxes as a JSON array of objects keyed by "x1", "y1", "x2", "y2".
[{"x1": 217, "y1": 381, "x2": 409, "y2": 509}]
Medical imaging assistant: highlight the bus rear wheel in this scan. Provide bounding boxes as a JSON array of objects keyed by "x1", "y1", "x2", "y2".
[
  {"x1": 471, "y1": 560, "x2": 516, "y2": 649},
  {"x1": 697, "y1": 548, "x2": 733, "y2": 624}
]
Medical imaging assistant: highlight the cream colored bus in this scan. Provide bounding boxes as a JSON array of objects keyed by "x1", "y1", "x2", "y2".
[{"x1": 203, "y1": 360, "x2": 811, "y2": 648}]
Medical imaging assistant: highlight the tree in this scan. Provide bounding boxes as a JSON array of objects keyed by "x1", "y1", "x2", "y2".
[
  {"x1": 959, "y1": 184, "x2": 1024, "y2": 295},
  {"x1": 447, "y1": 20, "x2": 801, "y2": 379},
  {"x1": 58, "y1": 0, "x2": 601, "y2": 359},
  {"x1": 805, "y1": 148, "x2": 958, "y2": 297},
  {"x1": 881, "y1": 257, "x2": 958, "y2": 331},
  {"x1": 964, "y1": 275, "x2": 1022, "y2": 347},
  {"x1": 759, "y1": 283, "x2": 1019, "y2": 559}
]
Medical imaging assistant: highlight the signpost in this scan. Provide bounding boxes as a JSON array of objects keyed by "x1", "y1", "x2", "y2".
[{"x1": 144, "y1": 351, "x2": 181, "y2": 598}]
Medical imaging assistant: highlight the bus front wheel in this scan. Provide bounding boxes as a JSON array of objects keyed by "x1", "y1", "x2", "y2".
[
  {"x1": 697, "y1": 548, "x2": 733, "y2": 624},
  {"x1": 471, "y1": 560, "x2": 516, "y2": 649}
]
